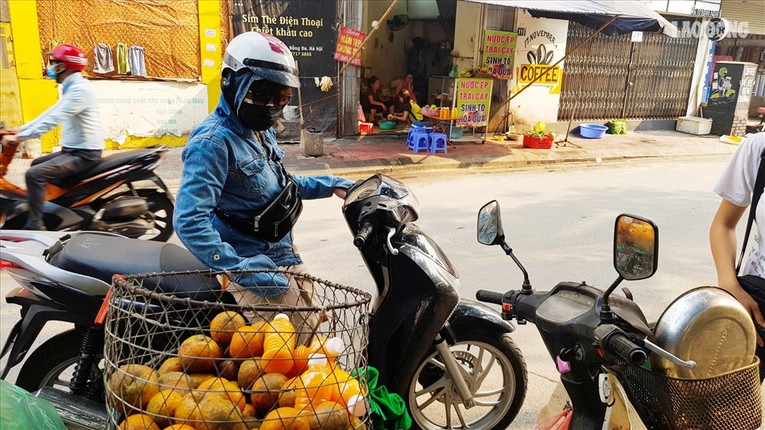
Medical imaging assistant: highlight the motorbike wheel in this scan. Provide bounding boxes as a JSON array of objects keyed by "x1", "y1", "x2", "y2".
[
  {"x1": 107, "y1": 188, "x2": 174, "y2": 242},
  {"x1": 408, "y1": 331, "x2": 527, "y2": 430},
  {"x1": 138, "y1": 189, "x2": 174, "y2": 242},
  {"x1": 15, "y1": 330, "x2": 103, "y2": 402}
]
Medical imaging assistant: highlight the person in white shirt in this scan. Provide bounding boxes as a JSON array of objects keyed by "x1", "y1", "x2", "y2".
[
  {"x1": 711, "y1": 132, "x2": 765, "y2": 380},
  {"x1": 0, "y1": 44, "x2": 104, "y2": 230}
]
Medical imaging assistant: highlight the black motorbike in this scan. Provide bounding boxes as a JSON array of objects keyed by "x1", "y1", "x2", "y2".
[
  {"x1": 474, "y1": 200, "x2": 762, "y2": 429},
  {"x1": 0, "y1": 129, "x2": 174, "y2": 241},
  {"x1": 344, "y1": 174, "x2": 526, "y2": 429}
]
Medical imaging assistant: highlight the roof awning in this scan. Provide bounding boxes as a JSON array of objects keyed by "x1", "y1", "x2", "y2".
[{"x1": 464, "y1": 0, "x2": 677, "y2": 37}]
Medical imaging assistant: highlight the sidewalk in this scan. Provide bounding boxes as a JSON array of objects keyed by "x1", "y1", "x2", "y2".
[{"x1": 4, "y1": 129, "x2": 740, "y2": 186}]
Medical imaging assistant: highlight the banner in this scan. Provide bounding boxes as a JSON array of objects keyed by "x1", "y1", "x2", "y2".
[
  {"x1": 455, "y1": 78, "x2": 492, "y2": 127},
  {"x1": 482, "y1": 30, "x2": 517, "y2": 80},
  {"x1": 231, "y1": 1, "x2": 338, "y2": 133},
  {"x1": 334, "y1": 26, "x2": 365, "y2": 66}
]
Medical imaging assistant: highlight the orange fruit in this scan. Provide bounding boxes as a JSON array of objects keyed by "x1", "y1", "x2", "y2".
[
  {"x1": 308, "y1": 401, "x2": 351, "y2": 430},
  {"x1": 279, "y1": 376, "x2": 302, "y2": 408},
  {"x1": 158, "y1": 357, "x2": 183, "y2": 375},
  {"x1": 215, "y1": 359, "x2": 240, "y2": 381},
  {"x1": 210, "y1": 311, "x2": 247, "y2": 345},
  {"x1": 146, "y1": 390, "x2": 184, "y2": 427},
  {"x1": 157, "y1": 372, "x2": 193, "y2": 394},
  {"x1": 195, "y1": 395, "x2": 243, "y2": 430},
  {"x1": 228, "y1": 322, "x2": 267, "y2": 359},
  {"x1": 179, "y1": 335, "x2": 223, "y2": 372},
  {"x1": 251, "y1": 373, "x2": 288, "y2": 413},
  {"x1": 174, "y1": 391, "x2": 204, "y2": 425},
  {"x1": 161, "y1": 425, "x2": 197, "y2": 430},
  {"x1": 261, "y1": 407, "x2": 309, "y2": 430},
  {"x1": 119, "y1": 413, "x2": 160, "y2": 430},
  {"x1": 107, "y1": 364, "x2": 160, "y2": 410},
  {"x1": 237, "y1": 358, "x2": 264, "y2": 390},
  {"x1": 197, "y1": 377, "x2": 246, "y2": 411}
]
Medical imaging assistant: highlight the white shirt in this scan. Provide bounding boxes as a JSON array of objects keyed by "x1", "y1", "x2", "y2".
[
  {"x1": 714, "y1": 132, "x2": 765, "y2": 277},
  {"x1": 16, "y1": 73, "x2": 104, "y2": 150}
]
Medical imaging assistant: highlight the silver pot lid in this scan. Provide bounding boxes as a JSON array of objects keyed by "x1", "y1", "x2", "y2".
[{"x1": 651, "y1": 286, "x2": 756, "y2": 379}]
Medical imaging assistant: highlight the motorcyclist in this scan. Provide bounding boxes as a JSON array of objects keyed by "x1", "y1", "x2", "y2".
[
  {"x1": 0, "y1": 44, "x2": 104, "y2": 230},
  {"x1": 173, "y1": 32, "x2": 353, "y2": 320}
]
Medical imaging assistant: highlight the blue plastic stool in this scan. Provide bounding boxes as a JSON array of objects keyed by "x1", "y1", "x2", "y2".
[
  {"x1": 429, "y1": 132, "x2": 447, "y2": 154},
  {"x1": 408, "y1": 131, "x2": 430, "y2": 153}
]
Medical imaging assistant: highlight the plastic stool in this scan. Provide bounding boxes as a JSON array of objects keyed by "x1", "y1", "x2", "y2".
[
  {"x1": 429, "y1": 133, "x2": 447, "y2": 154},
  {"x1": 408, "y1": 131, "x2": 430, "y2": 153}
]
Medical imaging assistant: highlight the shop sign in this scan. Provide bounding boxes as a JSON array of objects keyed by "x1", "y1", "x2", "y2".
[
  {"x1": 334, "y1": 25, "x2": 365, "y2": 66},
  {"x1": 482, "y1": 30, "x2": 517, "y2": 80},
  {"x1": 516, "y1": 64, "x2": 563, "y2": 94},
  {"x1": 93, "y1": 81, "x2": 208, "y2": 141},
  {"x1": 455, "y1": 78, "x2": 493, "y2": 127},
  {"x1": 231, "y1": 1, "x2": 338, "y2": 132}
]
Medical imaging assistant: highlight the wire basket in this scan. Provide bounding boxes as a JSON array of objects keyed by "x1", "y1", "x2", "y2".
[
  {"x1": 616, "y1": 358, "x2": 762, "y2": 430},
  {"x1": 104, "y1": 269, "x2": 373, "y2": 430}
]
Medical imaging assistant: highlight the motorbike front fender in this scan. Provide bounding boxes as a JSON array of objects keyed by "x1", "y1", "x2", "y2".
[
  {"x1": 0, "y1": 288, "x2": 76, "y2": 380},
  {"x1": 444, "y1": 299, "x2": 515, "y2": 342}
]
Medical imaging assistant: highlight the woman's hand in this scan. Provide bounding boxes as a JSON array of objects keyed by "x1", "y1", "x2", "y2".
[
  {"x1": 721, "y1": 280, "x2": 765, "y2": 346},
  {"x1": 333, "y1": 187, "x2": 347, "y2": 199}
]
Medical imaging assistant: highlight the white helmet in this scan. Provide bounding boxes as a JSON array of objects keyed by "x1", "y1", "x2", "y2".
[{"x1": 223, "y1": 31, "x2": 299, "y2": 88}]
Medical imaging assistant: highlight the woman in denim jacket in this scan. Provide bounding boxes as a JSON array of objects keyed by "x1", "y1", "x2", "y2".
[{"x1": 174, "y1": 32, "x2": 353, "y2": 325}]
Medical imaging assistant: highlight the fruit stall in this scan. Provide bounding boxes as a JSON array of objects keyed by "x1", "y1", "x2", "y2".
[{"x1": 104, "y1": 270, "x2": 377, "y2": 430}]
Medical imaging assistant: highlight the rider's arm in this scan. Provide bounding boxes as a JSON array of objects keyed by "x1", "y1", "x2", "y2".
[
  {"x1": 14, "y1": 86, "x2": 86, "y2": 142},
  {"x1": 291, "y1": 174, "x2": 353, "y2": 199},
  {"x1": 711, "y1": 135, "x2": 765, "y2": 333}
]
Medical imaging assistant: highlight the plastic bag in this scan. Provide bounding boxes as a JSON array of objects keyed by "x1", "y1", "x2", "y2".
[
  {"x1": 534, "y1": 408, "x2": 572, "y2": 430},
  {"x1": 0, "y1": 380, "x2": 66, "y2": 430}
]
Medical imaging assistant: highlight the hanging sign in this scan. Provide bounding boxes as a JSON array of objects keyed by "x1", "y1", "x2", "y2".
[
  {"x1": 482, "y1": 30, "x2": 517, "y2": 80},
  {"x1": 455, "y1": 78, "x2": 492, "y2": 127},
  {"x1": 334, "y1": 25, "x2": 365, "y2": 66}
]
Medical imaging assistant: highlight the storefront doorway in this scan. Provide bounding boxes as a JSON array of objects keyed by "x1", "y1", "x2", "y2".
[{"x1": 360, "y1": 0, "x2": 457, "y2": 134}]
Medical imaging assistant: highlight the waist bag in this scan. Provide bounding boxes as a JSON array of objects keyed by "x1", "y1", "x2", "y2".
[{"x1": 215, "y1": 174, "x2": 303, "y2": 242}]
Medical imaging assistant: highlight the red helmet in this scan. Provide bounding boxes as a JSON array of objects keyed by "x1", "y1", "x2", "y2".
[{"x1": 49, "y1": 44, "x2": 87, "y2": 71}]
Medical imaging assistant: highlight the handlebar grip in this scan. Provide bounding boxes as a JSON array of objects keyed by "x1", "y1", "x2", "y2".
[
  {"x1": 476, "y1": 290, "x2": 504, "y2": 305},
  {"x1": 605, "y1": 333, "x2": 647, "y2": 366},
  {"x1": 353, "y1": 221, "x2": 375, "y2": 248}
]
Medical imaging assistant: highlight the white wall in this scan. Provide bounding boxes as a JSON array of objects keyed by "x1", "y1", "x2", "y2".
[
  {"x1": 92, "y1": 81, "x2": 208, "y2": 144},
  {"x1": 510, "y1": 10, "x2": 569, "y2": 128}
]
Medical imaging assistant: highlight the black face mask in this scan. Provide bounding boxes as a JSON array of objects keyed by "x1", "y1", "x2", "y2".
[{"x1": 238, "y1": 103, "x2": 283, "y2": 131}]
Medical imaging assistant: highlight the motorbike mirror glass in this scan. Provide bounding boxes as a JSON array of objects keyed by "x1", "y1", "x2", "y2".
[
  {"x1": 477, "y1": 200, "x2": 505, "y2": 246},
  {"x1": 614, "y1": 214, "x2": 658, "y2": 280}
]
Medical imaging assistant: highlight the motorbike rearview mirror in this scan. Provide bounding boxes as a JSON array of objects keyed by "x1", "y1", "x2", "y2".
[
  {"x1": 477, "y1": 200, "x2": 505, "y2": 246},
  {"x1": 613, "y1": 214, "x2": 659, "y2": 281},
  {"x1": 477, "y1": 200, "x2": 533, "y2": 292},
  {"x1": 601, "y1": 214, "x2": 659, "y2": 323}
]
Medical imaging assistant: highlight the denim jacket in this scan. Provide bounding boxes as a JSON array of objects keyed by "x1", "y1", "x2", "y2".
[{"x1": 174, "y1": 95, "x2": 353, "y2": 296}]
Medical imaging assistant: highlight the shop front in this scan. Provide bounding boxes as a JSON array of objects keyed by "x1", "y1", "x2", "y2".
[{"x1": 6, "y1": 0, "x2": 223, "y2": 153}]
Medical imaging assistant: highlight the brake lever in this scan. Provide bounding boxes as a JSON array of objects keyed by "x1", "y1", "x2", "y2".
[
  {"x1": 385, "y1": 227, "x2": 399, "y2": 256},
  {"x1": 640, "y1": 338, "x2": 696, "y2": 369}
]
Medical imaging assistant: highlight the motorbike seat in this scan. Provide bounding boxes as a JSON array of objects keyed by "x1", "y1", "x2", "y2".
[
  {"x1": 51, "y1": 148, "x2": 157, "y2": 188},
  {"x1": 48, "y1": 233, "x2": 225, "y2": 301}
]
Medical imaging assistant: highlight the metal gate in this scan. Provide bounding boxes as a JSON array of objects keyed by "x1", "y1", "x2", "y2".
[{"x1": 558, "y1": 22, "x2": 698, "y2": 121}]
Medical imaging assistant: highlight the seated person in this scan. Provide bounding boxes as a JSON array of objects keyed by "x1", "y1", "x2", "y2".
[
  {"x1": 388, "y1": 89, "x2": 414, "y2": 123},
  {"x1": 361, "y1": 76, "x2": 389, "y2": 122},
  {"x1": 394, "y1": 72, "x2": 417, "y2": 104}
]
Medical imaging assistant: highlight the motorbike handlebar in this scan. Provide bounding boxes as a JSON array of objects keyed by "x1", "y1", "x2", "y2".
[
  {"x1": 353, "y1": 220, "x2": 375, "y2": 248},
  {"x1": 476, "y1": 290, "x2": 504, "y2": 305},
  {"x1": 601, "y1": 329, "x2": 647, "y2": 366}
]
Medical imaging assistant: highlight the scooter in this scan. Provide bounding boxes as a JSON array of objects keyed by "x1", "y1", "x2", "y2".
[
  {"x1": 474, "y1": 200, "x2": 762, "y2": 430},
  {"x1": 0, "y1": 125, "x2": 175, "y2": 241},
  {"x1": 344, "y1": 174, "x2": 526, "y2": 429},
  {"x1": 0, "y1": 174, "x2": 528, "y2": 430},
  {"x1": 0, "y1": 230, "x2": 229, "y2": 429}
]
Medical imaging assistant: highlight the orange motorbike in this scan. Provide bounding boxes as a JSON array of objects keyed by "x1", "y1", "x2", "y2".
[{"x1": 0, "y1": 125, "x2": 174, "y2": 241}]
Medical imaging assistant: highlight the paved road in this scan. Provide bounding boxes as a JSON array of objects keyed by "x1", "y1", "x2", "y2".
[{"x1": 2, "y1": 156, "x2": 764, "y2": 428}]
